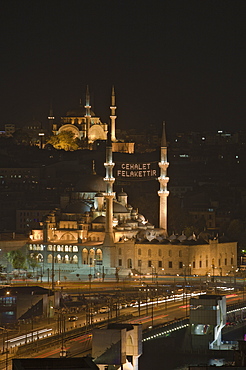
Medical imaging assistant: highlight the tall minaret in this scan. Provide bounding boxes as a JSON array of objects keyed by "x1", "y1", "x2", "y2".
[
  {"x1": 103, "y1": 124, "x2": 115, "y2": 249},
  {"x1": 110, "y1": 86, "x2": 117, "y2": 142},
  {"x1": 158, "y1": 122, "x2": 169, "y2": 235},
  {"x1": 84, "y1": 85, "x2": 91, "y2": 140}
]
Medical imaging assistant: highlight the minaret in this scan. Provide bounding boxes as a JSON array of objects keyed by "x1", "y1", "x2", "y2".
[
  {"x1": 48, "y1": 100, "x2": 55, "y2": 133},
  {"x1": 103, "y1": 124, "x2": 115, "y2": 248},
  {"x1": 110, "y1": 86, "x2": 117, "y2": 142},
  {"x1": 158, "y1": 122, "x2": 169, "y2": 235},
  {"x1": 84, "y1": 85, "x2": 91, "y2": 140}
]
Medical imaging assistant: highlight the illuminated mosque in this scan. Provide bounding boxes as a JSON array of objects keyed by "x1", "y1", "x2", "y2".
[
  {"x1": 49, "y1": 86, "x2": 134, "y2": 153},
  {"x1": 27, "y1": 93, "x2": 237, "y2": 280}
]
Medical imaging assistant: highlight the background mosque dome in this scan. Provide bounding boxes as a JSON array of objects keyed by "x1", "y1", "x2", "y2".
[
  {"x1": 74, "y1": 173, "x2": 106, "y2": 192},
  {"x1": 65, "y1": 201, "x2": 91, "y2": 214},
  {"x1": 66, "y1": 107, "x2": 96, "y2": 117}
]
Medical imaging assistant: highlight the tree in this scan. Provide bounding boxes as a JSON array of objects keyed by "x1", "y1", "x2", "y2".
[
  {"x1": 7, "y1": 250, "x2": 26, "y2": 272},
  {"x1": 27, "y1": 252, "x2": 40, "y2": 274},
  {"x1": 12, "y1": 129, "x2": 31, "y2": 145},
  {"x1": 47, "y1": 131, "x2": 80, "y2": 151}
]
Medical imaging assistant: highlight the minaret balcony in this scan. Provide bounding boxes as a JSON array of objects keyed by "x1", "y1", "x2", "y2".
[
  {"x1": 103, "y1": 192, "x2": 115, "y2": 198},
  {"x1": 104, "y1": 162, "x2": 115, "y2": 168},
  {"x1": 158, "y1": 190, "x2": 169, "y2": 196},
  {"x1": 158, "y1": 176, "x2": 169, "y2": 184},
  {"x1": 158, "y1": 162, "x2": 169, "y2": 170},
  {"x1": 103, "y1": 177, "x2": 115, "y2": 183}
]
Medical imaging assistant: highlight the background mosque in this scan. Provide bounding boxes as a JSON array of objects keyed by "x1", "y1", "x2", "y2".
[{"x1": 49, "y1": 86, "x2": 134, "y2": 153}]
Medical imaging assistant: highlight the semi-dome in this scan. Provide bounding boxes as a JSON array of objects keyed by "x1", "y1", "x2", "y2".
[
  {"x1": 74, "y1": 173, "x2": 106, "y2": 192},
  {"x1": 113, "y1": 201, "x2": 129, "y2": 213},
  {"x1": 92, "y1": 215, "x2": 106, "y2": 223}
]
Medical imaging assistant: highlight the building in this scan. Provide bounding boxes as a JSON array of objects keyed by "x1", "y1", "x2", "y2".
[
  {"x1": 26, "y1": 123, "x2": 238, "y2": 280},
  {"x1": 92, "y1": 323, "x2": 142, "y2": 370},
  {"x1": 190, "y1": 294, "x2": 226, "y2": 351}
]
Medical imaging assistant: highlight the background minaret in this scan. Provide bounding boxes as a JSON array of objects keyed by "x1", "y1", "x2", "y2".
[
  {"x1": 47, "y1": 100, "x2": 55, "y2": 133},
  {"x1": 110, "y1": 86, "x2": 117, "y2": 142},
  {"x1": 84, "y1": 85, "x2": 91, "y2": 141},
  {"x1": 158, "y1": 122, "x2": 169, "y2": 235},
  {"x1": 103, "y1": 123, "x2": 115, "y2": 249}
]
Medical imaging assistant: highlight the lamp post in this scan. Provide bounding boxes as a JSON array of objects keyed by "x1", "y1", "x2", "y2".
[
  {"x1": 211, "y1": 264, "x2": 215, "y2": 283},
  {"x1": 51, "y1": 244, "x2": 55, "y2": 290}
]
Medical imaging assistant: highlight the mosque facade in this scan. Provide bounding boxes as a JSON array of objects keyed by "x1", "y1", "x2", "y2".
[{"x1": 27, "y1": 120, "x2": 237, "y2": 280}]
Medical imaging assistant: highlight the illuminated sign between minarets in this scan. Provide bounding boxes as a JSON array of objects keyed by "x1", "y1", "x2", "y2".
[{"x1": 158, "y1": 122, "x2": 169, "y2": 236}]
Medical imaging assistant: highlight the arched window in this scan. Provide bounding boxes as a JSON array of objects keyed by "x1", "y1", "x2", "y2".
[
  {"x1": 57, "y1": 245, "x2": 61, "y2": 252},
  {"x1": 47, "y1": 254, "x2": 52, "y2": 263},
  {"x1": 72, "y1": 255, "x2": 78, "y2": 264},
  {"x1": 57, "y1": 254, "x2": 62, "y2": 264},
  {"x1": 82, "y1": 248, "x2": 88, "y2": 264},
  {"x1": 96, "y1": 249, "x2": 102, "y2": 261},
  {"x1": 65, "y1": 245, "x2": 69, "y2": 252},
  {"x1": 89, "y1": 249, "x2": 95, "y2": 265},
  {"x1": 64, "y1": 254, "x2": 70, "y2": 264},
  {"x1": 37, "y1": 253, "x2": 43, "y2": 262},
  {"x1": 73, "y1": 246, "x2": 78, "y2": 252}
]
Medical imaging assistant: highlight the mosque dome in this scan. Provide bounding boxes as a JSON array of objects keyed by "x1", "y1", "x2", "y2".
[
  {"x1": 92, "y1": 215, "x2": 106, "y2": 223},
  {"x1": 65, "y1": 201, "x2": 91, "y2": 214},
  {"x1": 74, "y1": 173, "x2": 106, "y2": 192},
  {"x1": 137, "y1": 214, "x2": 145, "y2": 223},
  {"x1": 118, "y1": 191, "x2": 127, "y2": 196},
  {"x1": 95, "y1": 192, "x2": 104, "y2": 197},
  {"x1": 178, "y1": 233, "x2": 187, "y2": 242}
]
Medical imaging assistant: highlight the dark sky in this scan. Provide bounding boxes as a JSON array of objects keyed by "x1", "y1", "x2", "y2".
[{"x1": 1, "y1": 0, "x2": 246, "y2": 134}]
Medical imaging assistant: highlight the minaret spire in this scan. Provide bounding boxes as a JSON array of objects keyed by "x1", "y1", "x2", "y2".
[
  {"x1": 103, "y1": 122, "x2": 115, "y2": 250},
  {"x1": 110, "y1": 86, "x2": 117, "y2": 142},
  {"x1": 158, "y1": 121, "x2": 169, "y2": 235},
  {"x1": 84, "y1": 85, "x2": 91, "y2": 141}
]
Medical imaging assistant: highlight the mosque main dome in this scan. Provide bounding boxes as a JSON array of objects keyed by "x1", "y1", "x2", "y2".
[{"x1": 74, "y1": 173, "x2": 106, "y2": 193}]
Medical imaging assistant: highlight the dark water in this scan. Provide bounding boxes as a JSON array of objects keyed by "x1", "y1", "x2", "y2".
[{"x1": 139, "y1": 328, "x2": 238, "y2": 370}]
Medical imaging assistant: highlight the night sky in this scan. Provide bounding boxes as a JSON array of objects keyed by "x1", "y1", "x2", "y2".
[{"x1": 1, "y1": 0, "x2": 246, "y2": 134}]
